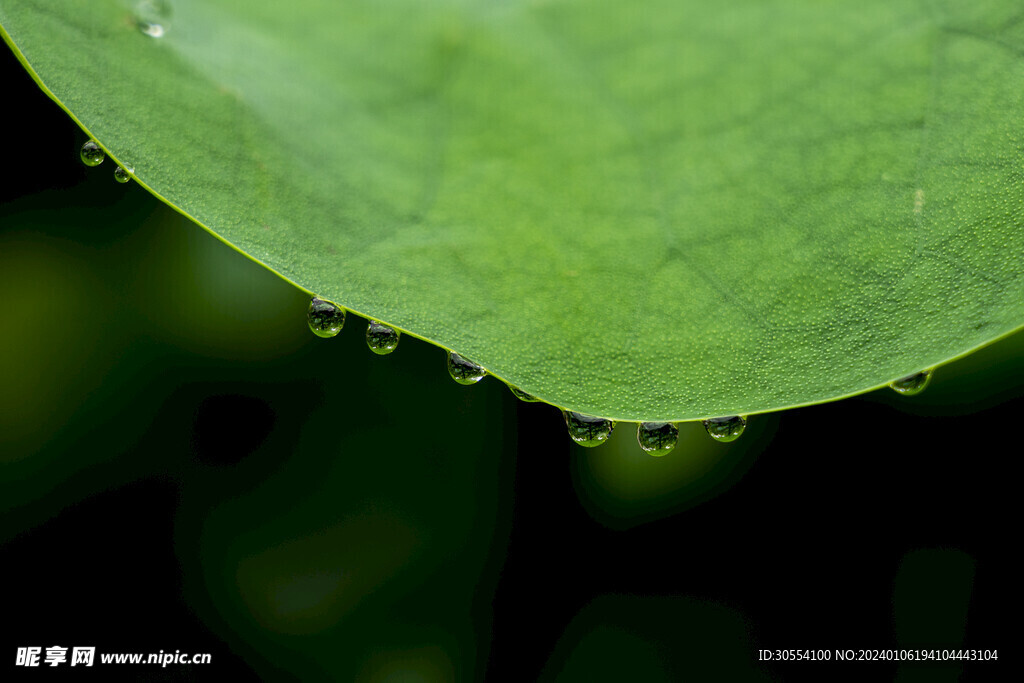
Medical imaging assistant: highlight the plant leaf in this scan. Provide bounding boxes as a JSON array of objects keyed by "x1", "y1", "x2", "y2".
[{"x1": 2, "y1": 0, "x2": 1022, "y2": 421}]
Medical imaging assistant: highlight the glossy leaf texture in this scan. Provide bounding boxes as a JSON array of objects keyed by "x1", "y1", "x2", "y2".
[{"x1": 1, "y1": 0, "x2": 1022, "y2": 421}]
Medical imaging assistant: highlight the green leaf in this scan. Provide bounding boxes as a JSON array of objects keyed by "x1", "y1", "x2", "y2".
[{"x1": 2, "y1": 0, "x2": 1022, "y2": 421}]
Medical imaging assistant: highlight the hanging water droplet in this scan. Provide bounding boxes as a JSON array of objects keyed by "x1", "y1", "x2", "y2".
[
  {"x1": 508, "y1": 385, "x2": 540, "y2": 402},
  {"x1": 307, "y1": 297, "x2": 345, "y2": 338},
  {"x1": 703, "y1": 415, "x2": 746, "y2": 443},
  {"x1": 113, "y1": 165, "x2": 133, "y2": 183},
  {"x1": 637, "y1": 421, "x2": 679, "y2": 456},
  {"x1": 366, "y1": 320, "x2": 400, "y2": 355},
  {"x1": 80, "y1": 140, "x2": 105, "y2": 167},
  {"x1": 889, "y1": 369, "x2": 932, "y2": 396},
  {"x1": 563, "y1": 411, "x2": 614, "y2": 447},
  {"x1": 447, "y1": 352, "x2": 486, "y2": 385}
]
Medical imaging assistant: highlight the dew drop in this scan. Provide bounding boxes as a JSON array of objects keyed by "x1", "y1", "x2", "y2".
[
  {"x1": 703, "y1": 415, "x2": 746, "y2": 443},
  {"x1": 80, "y1": 140, "x2": 105, "y2": 167},
  {"x1": 307, "y1": 297, "x2": 345, "y2": 338},
  {"x1": 366, "y1": 320, "x2": 400, "y2": 355},
  {"x1": 138, "y1": 22, "x2": 165, "y2": 38},
  {"x1": 889, "y1": 369, "x2": 932, "y2": 396},
  {"x1": 637, "y1": 421, "x2": 679, "y2": 456},
  {"x1": 508, "y1": 385, "x2": 540, "y2": 402},
  {"x1": 113, "y1": 165, "x2": 133, "y2": 183},
  {"x1": 135, "y1": 0, "x2": 171, "y2": 38},
  {"x1": 563, "y1": 411, "x2": 614, "y2": 448},
  {"x1": 447, "y1": 352, "x2": 486, "y2": 385}
]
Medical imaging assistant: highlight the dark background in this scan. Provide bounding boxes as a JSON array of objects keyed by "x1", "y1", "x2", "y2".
[{"x1": 1, "y1": 42, "x2": 1017, "y2": 681}]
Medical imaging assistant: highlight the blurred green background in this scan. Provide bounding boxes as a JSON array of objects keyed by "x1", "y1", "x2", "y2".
[{"x1": 1, "y1": 42, "x2": 1017, "y2": 682}]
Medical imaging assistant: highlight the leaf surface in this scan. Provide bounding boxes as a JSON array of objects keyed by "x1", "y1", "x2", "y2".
[{"x1": 2, "y1": 0, "x2": 1022, "y2": 420}]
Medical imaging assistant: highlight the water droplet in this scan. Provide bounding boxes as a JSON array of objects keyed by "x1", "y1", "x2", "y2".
[
  {"x1": 138, "y1": 22, "x2": 165, "y2": 38},
  {"x1": 889, "y1": 369, "x2": 932, "y2": 396},
  {"x1": 447, "y1": 352, "x2": 486, "y2": 385},
  {"x1": 80, "y1": 140, "x2": 105, "y2": 167},
  {"x1": 135, "y1": 0, "x2": 170, "y2": 37},
  {"x1": 113, "y1": 165, "x2": 133, "y2": 183},
  {"x1": 703, "y1": 415, "x2": 746, "y2": 443},
  {"x1": 563, "y1": 411, "x2": 614, "y2": 447},
  {"x1": 307, "y1": 297, "x2": 345, "y2": 338},
  {"x1": 366, "y1": 320, "x2": 400, "y2": 355},
  {"x1": 637, "y1": 421, "x2": 678, "y2": 456},
  {"x1": 508, "y1": 385, "x2": 540, "y2": 402}
]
